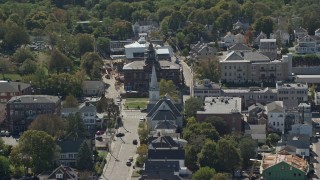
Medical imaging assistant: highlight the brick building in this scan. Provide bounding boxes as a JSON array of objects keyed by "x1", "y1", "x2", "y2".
[
  {"x1": 0, "y1": 81, "x2": 31, "y2": 103},
  {"x1": 122, "y1": 43, "x2": 181, "y2": 92},
  {"x1": 6, "y1": 95, "x2": 61, "y2": 133}
]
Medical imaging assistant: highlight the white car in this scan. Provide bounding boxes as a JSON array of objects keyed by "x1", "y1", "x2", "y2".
[
  {"x1": 139, "y1": 117, "x2": 145, "y2": 121},
  {"x1": 315, "y1": 132, "x2": 320, "y2": 138}
]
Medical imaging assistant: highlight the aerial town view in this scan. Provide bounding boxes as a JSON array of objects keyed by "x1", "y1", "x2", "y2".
[{"x1": 0, "y1": 0, "x2": 320, "y2": 180}]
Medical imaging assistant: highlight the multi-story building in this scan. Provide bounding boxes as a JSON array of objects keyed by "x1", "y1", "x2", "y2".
[
  {"x1": 193, "y1": 79, "x2": 222, "y2": 100},
  {"x1": 0, "y1": 81, "x2": 31, "y2": 103},
  {"x1": 6, "y1": 95, "x2": 61, "y2": 133},
  {"x1": 259, "y1": 39, "x2": 277, "y2": 60},
  {"x1": 196, "y1": 97, "x2": 243, "y2": 132},
  {"x1": 276, "y1": 82, "x2": 308, "y2": 103},
  {"x1": 265, "y1": 101, "x2": 286, "y2": 133},
  {"x1": 295, "y1": 34, "x2": 320, "y2": 54},
  {"x1": 122, "y1": 43, "x2": 181, "y2": 92},
  {"x1": 220, "y1": 51, "x2": 292, "y2": 83}
]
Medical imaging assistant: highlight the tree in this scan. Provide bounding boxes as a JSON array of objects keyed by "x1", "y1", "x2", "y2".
[
  {"x1": 138, "y1": 122, "x2": 149, "y2": 144},
  {"x1": 136, "y1": 144, "x2": 148, "y2": 157},
  {"x1": 197, "y1": 139, "x2": 218, "y2": 168},
  {"x1": 3, "y1": 26, "x2": 29, "y2": 50},
  {"x1": 192, "y1": 167, "x2": 216, "y2": 180},
  {"x1": 49, "y1": 48, "x2": 73, "y2": 73},
  {"x1": 19, "y1": 59, "x2": 37, "y2": 75},
  {"x1": 28, "y1": 114, "x2": 66, "y2": 139},
  {"x1": 96, "y1": 37, "x2": 111, "y2": 56},
  {"x1": 159, "y1": 79, "x2": 179, "y2": 101},
  {"x1": 212, "y1": 173, "x2": 230, "y2": 180},
  {"x1": 204, "y1": 116, "x2": 231, "y2": 136},
  {"x1": 13, "y1": 47, "x2": 34, "y2": 63},
  {"x1": 168, "y1": 11, "x2": 186, "y2": 31},
  {"x1": 18, "y1": 130, "x2": 60, "y2": 174},
  {"x1": 66, "y1": 113, "x2": 87, "y2": 140},
  {"x1": 76, "y1": 33, "x2": 94, "y2": 57},
  {"x1": 266, "y1": 133, "x2": 280, "y2": 146},
  {"x1": 81, "y1": 52, "x2": 103, "y2": 79},
  {"x1": 0, "y1": 156, "x2": 10, "y2": 179},
  {"x1": 216, "y1": 138, "x2": 242, "y2": 172},
  {"x1": 106, "y1": 2, "x2": 133, "y2": 21},
  {"x1": 183, "y1": 122, "x2": 219, "y2": 142},
  {"x1": 239, "y1": 137, "x2": 257, "y2": 167},
  {"x1": 64, "y1": 94, "x2": 79, "y2": 108},
  {"x1": 76, "y1": 141, "x2": 93, "y2": 171},
  {"x1": 184, "y1": 97, "x2": 202, "y2": 118},
  {"x1": 185, "y1": 134, "x2": 206, "y2": 171},
  {"x1": 196, "y1": 57, "x2": 220, "y2": 82},
  {"x1": 254, "y1": 17, "x2": 274, "y2": 38},
  {"x1": 111, "y1": 20, "x2": 133, "y2": 40}
]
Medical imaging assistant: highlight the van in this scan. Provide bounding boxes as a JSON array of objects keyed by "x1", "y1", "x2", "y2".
[{"x1": 315, "y1": 123, "x2": 320, "y2": 128}]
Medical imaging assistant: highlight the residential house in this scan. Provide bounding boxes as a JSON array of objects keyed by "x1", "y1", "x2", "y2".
[
  {"x1": 270, "y1": 30, "x2": 290, "y2": 45},
  {"x1": 233, "y1": 20, "x2": 250, "y2": 32},
  {"x1": 254, "y1": 32, "x2": 267, "y2": 46},
  {"x1": 248, "y1": 103, "x2": 266, "y2": 124},
  {"x1": 132, "y1": 20, "x2": 158, "y2": 35},
  {"x1": 276, "y1": 134, "x2": 310, "y2": 157},
  {"x1": 276, "y1": 82, "x2": 308, "y2": 103},
  {"x1": 38, "y1": 165, "x2": 78, "y2": 180},
  {"x1": 295, "y1": 34, "x2": 320, "y2": 54},
  {"x1": 260, "y1": 151, "x2": 309, "y2": 180},
  {"x1": 196, "y1": 97, "x2": 243, "y2": 132},
  {"x1": 0, "y1": 81, "x2": 31, "y2": 103},
  {"x1": 294, "y1": 27, "x2": 308, "y2": 40},
  {"x1": 61, "y1": 102, "x2": 101, "y2": 134},
  {"x1": 6, "y1": 95, "x2": 61, "y2": 133},
  {"x1": 82, "y1": 81, "x2": 105, "y2": 97},
  {"x1": 189, "y1": 42, "x2": 218, "y2": 61},
  {"x1": 57, "y1": 139, "x2": 86, "y2": 167},
  {"x1": 123, "y1": 43, "x2": 181, "y2": 92},
  {"x1": 298, "y1": 103, "x2": 312, "y2": 123},
  {"x1": 289, "y1": 123, "x2": 312, "y2": 137},
  {"x1": 235, "y1": 33, "x2": 245, "y2": 44},
  {"x1": 244, "y1": 123, "x2": 267, "y2": 143},
  {"x1": 220, "y1": 51, "x2": 292, "y2": 83},
  {"x1": 265, "y1": 101, "x2": 285, "y2": 133},
  {"x1": 222, "y1": 32, "x2": 236, "y2": 47},
  {"x1": 141, "y1": 135, "x2": 191, "y2": 179},
  {"x1": 259, "y1": 39, "x2": 277, "y2": 60}
]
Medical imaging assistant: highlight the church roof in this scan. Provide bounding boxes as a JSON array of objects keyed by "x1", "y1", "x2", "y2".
[
  {"x1": 146, "y1": 97, "x2": 182, "y2": 118},
  {"x1": 155, "y1": 120, "x2": 177, "y2": 130}
]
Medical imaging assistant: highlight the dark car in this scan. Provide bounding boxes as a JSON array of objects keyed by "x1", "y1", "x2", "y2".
[
  {"x1": 133, "y1": 139, "x2": 138, "y2": 145},
  {"x1": 140, "y1": 108, "x2": 147, "y2": 113},
  {"x1": 116, "y1": 133, "x2": 125, "y2": 137},
  {"x1": 96, "y1": 131, "x2": 104, "y2": 136},
  {"x1": 126, "y1": 160, "x2": 132, "y2": 166}
]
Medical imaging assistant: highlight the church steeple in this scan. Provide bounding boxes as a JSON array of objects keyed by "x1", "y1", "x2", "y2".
[
  {"x1": 149, "y1": 64, "x2": 159, "y2": 103},
  {"x1": 145, "y1": 42, "x2": 157, "y2": 64}
]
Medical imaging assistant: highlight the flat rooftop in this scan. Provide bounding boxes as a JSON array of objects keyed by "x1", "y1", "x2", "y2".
[
  {"x1": 198, "y1": 97, "x2": 242, "y2": 114},
  {"x1": 260, "y1": 39, "x2": 276, "y2": 42},
  {"x1": 276, "y1": 82, "x2": 308, "y2": 89}
]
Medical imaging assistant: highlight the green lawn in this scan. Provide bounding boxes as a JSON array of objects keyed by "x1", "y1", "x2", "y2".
[
  {"x1": 98, "y1": 151, "x2": 108, "y2": 159},
  {"x1": 125, "y1": 98, "x2": 148, "y2": 109},
  {"x1": 0, "y1": 73, "x2": 22, "y2": 81}
]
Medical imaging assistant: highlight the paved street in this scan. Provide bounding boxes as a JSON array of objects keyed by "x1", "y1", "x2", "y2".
[
  {"x1": 1, "y1": 136, "x2": 18, "y2": 147},
  {"x1": 100, "y1": 107, "x2": 144, "y2": 180}
]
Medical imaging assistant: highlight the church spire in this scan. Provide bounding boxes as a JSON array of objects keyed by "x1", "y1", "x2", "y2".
[{"x1": 149, "y1": 64, "x2": 159, "y2": 103}]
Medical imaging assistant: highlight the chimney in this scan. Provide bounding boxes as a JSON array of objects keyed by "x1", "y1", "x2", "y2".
[
  {"x1": 18, "y1": 84, "x2": 21, "y2": 92},
  {"x1": 157, "y1": 132, "x2": 161, "y2": 137}
]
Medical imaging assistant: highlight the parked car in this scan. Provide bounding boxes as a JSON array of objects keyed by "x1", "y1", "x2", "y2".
[
  {"x1": 128, "y1": 156, "x2": 133, "y2": 162},
  {"x1": 139, "y1": 117, "x2": 145, "y2": 121},
  {"x1": 126, "y1": 160, "x2": 132, "y2": 166},
  {"x1": 0, "y1": 130, "x2": 5, "y2": 136},
  {"x1": 5, "y1": 131, "x2": 10, "y2": 137},
  {"x1": 96, "y1": 131, "x2": 104, "y2": 136},
  {"x1": 116, "y1": 133, "x2": 125, "y2": 137},
  {"x1": 133, "y1": 139, "x2": 138, "y2": 145},
  {"x1": 315, "y1": 132, "x2": 320, "y2": 138},
  {"x1": 140, "y1": 108, "x2": 147, "y2": 113}
]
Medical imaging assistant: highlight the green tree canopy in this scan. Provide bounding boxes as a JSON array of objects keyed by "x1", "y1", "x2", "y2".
[
  {"x1": 19, "y1": 59, "x2": 37, "y2": 75},
  {"x1": 159, "y1": 79, "x2": 179, "y2": 102},
  {"x1": 197, "y1": 139, "x2": 218, "y2": 168},
  {"x1": 3, "y1": 25, "x2": 29, "y2": 50},
  {"x1": 66, "y1": 113, "x2": 87, "y2": 140},
  {"x1": 28, "y1": 114, "x2": 66, "y2": 139},
  {"x1": 254, "y1": 17, "x2": 274, "y2": 38},
  {"x1": 76, "y1": 33, "x2": 94, "y2": 57},
  {"x1": 49, "y1": 48, "x2": 73, "y2": 73},
  {"x1": 76, "y1": 140, "x2": 93, "y2": 171},
  {"x1": 111, "y1": 20, "x2": 133, "y2": 40},
  {"x1": 204, "y1": 116, "x2": 231, "y2": 136},
  {"x1": 216, "y1": 138, "x2": 242, "y2": 172},
  {"x1": 195, "y1": 57, "x2": 220, "y2": 82},
  {"x1": 266, "y1": 133, "x2": 280, "y2": 146},
  {"x1": 13, "y1": 47, "x2": 34, "y2": 63},
  {"x1": 192, "y1": 166, "x2": 216, "y2": 180},
  {"x1": 81, "y1": 52, "x2": 103, "y2": 80},
  {"x1": 183, "y1": 122, "x2": 219, "y2": 142},
  {"x1": 0, "y1": 156, "x2": 10, "y2": 179},
  {"x1": 18, "y1": 130, "x2": 60, "y2": 174},
  {"x1": 184, "y1": 97, "x2": 202, "y2": 118},
  {"x1": 63, "y1": 94, "x2": 79, "y2": 108},
  {"x1": 239, "y1": 137, "x2": 257, "y2": 167},
  {"x1": 96, "y1": 37, "x2": 111, "y2": 56}
]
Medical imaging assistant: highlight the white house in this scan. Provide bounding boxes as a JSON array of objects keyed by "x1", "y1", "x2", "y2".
[
  {"x1": 266, "y1": 101, "x2": 285, "y2": 133},
  {"x1": 82, "y1": 81, "x2": 105, "y2": 97},
  {"x1": 295, "y1": 35, "x2": 320, "y2": 54},
  {"x1": 270, "y1": 30, "x2": 290, "y2": 45},
  {"x1": 294, "y1": 27, "x2": 308, "y2": 40},
  {"x1": 132, "y1": 20, "x2": 158, "y2": 35},
  {"x1": 222, "y1": 32, "x2": 236, "y2": 47},
  {"x1": 254, "y1": 32, "x2": 267, "y2": 46}
]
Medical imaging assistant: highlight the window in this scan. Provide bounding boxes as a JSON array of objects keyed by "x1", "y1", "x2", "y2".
[
  {"x1": 56, "y1": 174, "x2": 63, "y2": 178},
  {"x1": 277, "y1": 122, "x2": 279, "y2": 126},
  {"x1": 68, "y1": 154, "x2": 73, "y2": 158},
  {"x1": 273, "y1": 122, "x2": 275, "y2": 126},
  {"x1": 0, "y1": 92, "x2": 6, "y2": 96}
]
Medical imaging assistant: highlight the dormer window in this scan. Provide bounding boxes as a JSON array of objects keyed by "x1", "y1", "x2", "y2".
[{"x1": 56, "y1": 174, "x2": 63, "y2": 178}]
